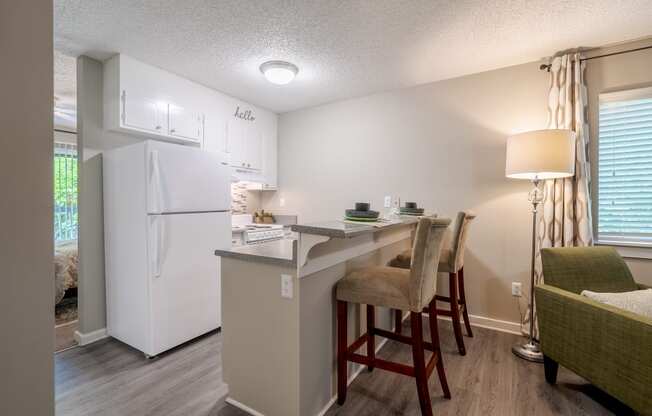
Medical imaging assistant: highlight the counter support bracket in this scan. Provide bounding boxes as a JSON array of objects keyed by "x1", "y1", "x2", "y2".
[{"x1": 298, "y1": 234, "x2": 331, "y2": 268}]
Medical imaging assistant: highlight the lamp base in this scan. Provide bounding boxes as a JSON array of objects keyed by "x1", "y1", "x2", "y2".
[{"x1": 512, "y1": 340, "x2": 544, "y2": 363}]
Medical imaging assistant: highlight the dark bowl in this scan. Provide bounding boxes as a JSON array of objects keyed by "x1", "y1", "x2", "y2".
[
  {"x1": 400, "y1": 207, "x2": 424, "y2": 214},
  {"x1": 345, "y1": 209, "x2": 379, "y2": 219},
  {"x1": 355, "y1": 202, "x2": 370, "y2": 212},
  {"x1": 405, "y1": 202, "x2": 418, "y2": 209}
]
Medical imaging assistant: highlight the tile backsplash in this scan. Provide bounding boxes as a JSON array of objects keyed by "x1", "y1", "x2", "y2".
[{"x1": 231, "y1": 182, "x2": 260, "y2": 214}]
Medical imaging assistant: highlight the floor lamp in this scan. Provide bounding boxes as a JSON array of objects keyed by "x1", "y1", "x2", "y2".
[{"x1": 505, "y1": 129, "x2": 576, "y2": 362}]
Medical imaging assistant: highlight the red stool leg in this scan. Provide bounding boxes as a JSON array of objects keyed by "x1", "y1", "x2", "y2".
[
  {"x1": 428, "y1": 298, "x2": 451, "y2": 399},
  {"x1": 337, "y1": 300, "x2": 348, "y2": 405},
  {"x1": 410, "y1": 312, "x2": 433, "y2": 416},
  {"x1": 449, "y1": 272, "x2": 466, "y2": 355},
  {"x1": 367, "y1": 305, "x2": 375, "y2": 372},
  {"x1": 394, "y1": 309, "x2": 403, "y2": 334},
  {"x1": 458, "y1": 267, "x2": 473, "y2": 337}
]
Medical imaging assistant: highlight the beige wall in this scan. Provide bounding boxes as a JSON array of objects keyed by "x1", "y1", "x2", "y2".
[
  {"x1": 266, "y1": 44, "x2": 652, "y2": 325},
  {"x1": 0, "y1": 1, "x2": 54, "y2": 414},
  {"x1": 585, "y1": 41, "x2": 652, "y2": 286},
  {"x1": 265, "y1": 61, "x2": 551, "y2": 325}
]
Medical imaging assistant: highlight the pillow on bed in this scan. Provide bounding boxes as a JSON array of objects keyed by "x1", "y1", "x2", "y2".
[{"x1": 581, "y1": 289, "x2": 652, "y2": 319}]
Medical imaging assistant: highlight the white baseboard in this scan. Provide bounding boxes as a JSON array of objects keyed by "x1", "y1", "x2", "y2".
[
  {"x1": 73, "y1": 328, "x2": 108, "y2": 346},
  {"x1": 400, "y1": 307, "x2": 521, "y2": 336},
  {"x1": 436, "y1": 313, "x2": 521, "y2": 336},
  {"x1": 467, "y1": 314, "x2": 522, "y2": 335},
  {"x1": 225, "y1": 398, "x2": 266, "y2": 416}
]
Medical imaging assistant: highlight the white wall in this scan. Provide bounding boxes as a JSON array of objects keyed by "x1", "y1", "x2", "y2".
[
  {"x1": 265, "y1": 61, "x2": 550, "y2": 325},
  {"x1": 0, "y1": 1, "x2": 54, "y2": 414}
]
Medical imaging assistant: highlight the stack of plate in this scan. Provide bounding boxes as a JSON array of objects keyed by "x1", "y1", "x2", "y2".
[
  {"x1": 400, "y1": 202, "x2": 424, "y2": 216},
  {"x1": 345, "y1": 202, "x2": 380, "y2": 222}
]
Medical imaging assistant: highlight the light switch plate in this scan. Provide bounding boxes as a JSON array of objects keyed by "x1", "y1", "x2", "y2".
[
  {"x1": 511, "y1": 282, "x2": 522, "y2": 297},
  {"x1": 384, "y1": 195, "x2": 392, "y2": 208},
  {"x1": 281, "y1": 274, "x2": 293, "y2": 299}
]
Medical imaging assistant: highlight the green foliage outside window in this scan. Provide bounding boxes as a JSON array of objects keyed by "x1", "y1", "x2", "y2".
[{"x1": 54, "y1": 144, "x2": 78, "y2": 242}]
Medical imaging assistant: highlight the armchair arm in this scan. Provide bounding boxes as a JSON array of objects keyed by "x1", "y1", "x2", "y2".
[{"x1": 535, "y1": 284, "x2": 652, "y2": 415}]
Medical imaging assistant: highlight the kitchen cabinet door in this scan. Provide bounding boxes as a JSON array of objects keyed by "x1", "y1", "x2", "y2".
[
  {"x1": 245, "y1": 127, "x2": 263, "y2": 170},
  {"x1": 169, "y1": 104, "x2": 203, "y2": 144},
  {"x1": 227, "y1": 119, "x2": 246, "y2": 168},
  {"x1": 122, "y1": 90, "x2": 166, "y2": 134}
]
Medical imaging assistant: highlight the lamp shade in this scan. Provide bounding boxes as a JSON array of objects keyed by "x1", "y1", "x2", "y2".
[{"x1": 505, "y1": 129, "x2": 576, "y2": 180}]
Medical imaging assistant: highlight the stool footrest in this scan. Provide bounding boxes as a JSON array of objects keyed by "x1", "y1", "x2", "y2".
[
  {"x1": 348, "y1": 353, "x2": 415, "y2": 377},
  {"x1": 425, "y1": 350, "x2": 440, "y2": 379},
  {"x1": 433, "y1": 304, "x2": 466, "y2": 317},
  {"x1": 372, "y1": 328, "x2": 435, "y2": 351},
  {"x1": 347, "y1": 333, "x2": 368, "y2": 355}
]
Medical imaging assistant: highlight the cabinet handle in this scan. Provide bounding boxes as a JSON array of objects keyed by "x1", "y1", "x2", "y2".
[
  {"x1": 170, "y1": 129, "x2": 176, "y2": 133},
  {"x1": 247, "y1": 163, "x2": 251, "y2": 167},
  {"x1": 155, "y1": 125, "x2": 162, "y2": 130}
]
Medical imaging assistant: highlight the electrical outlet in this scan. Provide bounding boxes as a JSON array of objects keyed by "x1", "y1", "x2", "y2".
[
  {"x1": 512, "y1": 282, "x2": 522, "y2": 297},
  {"x1": 281, "y1": 274, "x2": 293, "y2": 299},
  {"x1": 279, "y1": 197, "x2": 286, "y2": 207},
  {"x1": 384, "y1": 195, "x2": 392, "y2": 208}
]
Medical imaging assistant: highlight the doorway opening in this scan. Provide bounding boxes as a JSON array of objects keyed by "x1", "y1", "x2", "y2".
[{"x1": 53, "y1": 131, "x2": 79, "y2": 352}]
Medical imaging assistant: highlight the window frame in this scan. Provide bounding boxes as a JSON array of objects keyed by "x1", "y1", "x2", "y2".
[{"x1": 596, "y1": 86, "x2": 652, "y2": 256}]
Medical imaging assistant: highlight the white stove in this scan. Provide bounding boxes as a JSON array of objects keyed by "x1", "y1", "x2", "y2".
[{"x1": 243, "y1": 224, "x2": 285, "y2": 244}]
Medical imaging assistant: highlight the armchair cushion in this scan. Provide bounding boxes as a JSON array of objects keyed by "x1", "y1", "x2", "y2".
[
  {"x1": 581, "y1": 289, "x2": 652, "y2": 319},
  {"x1": 540, "y1": 246, "x2": 638, "y2": 294}
]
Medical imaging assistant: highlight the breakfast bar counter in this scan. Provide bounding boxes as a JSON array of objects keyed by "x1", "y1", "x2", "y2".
[{"x1": 215, "y1": 217, "x2": 421, "y2": 416}]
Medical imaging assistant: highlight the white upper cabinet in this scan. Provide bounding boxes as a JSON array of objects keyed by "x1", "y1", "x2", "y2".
[
  {"x1": 168, "y1": 105, "x2": 203, "y2": 144},
  {"x1": 104, "y1": 55, "x2": 204, "y2": 146},
  {"x1": 104, "y1": 54, "x2": 277, "y2": 186},
  {"x1": 226, "y1": 119, "x2": 263, "y2": 171},
  {"x1": 245, "y1": 128, "x2": 263, "y2": 171},
  {"x1": 121, "y1": 90, "x2": 167, "y2": 134}
]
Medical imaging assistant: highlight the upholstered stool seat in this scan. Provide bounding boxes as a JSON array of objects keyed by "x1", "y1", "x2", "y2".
[
  {"x1": 336, "y1": 266, "x2": 411, "y2": 311},
  {"x1": 336, "y1": 217, "x2": 452, "y2": 416},
  {"x1": 389, "y1": 211, "x2": 476, "y2": 355}
]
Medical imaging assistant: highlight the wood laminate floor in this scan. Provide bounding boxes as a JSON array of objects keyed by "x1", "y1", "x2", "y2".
[
  {"x1": 325, "y1": 319, "x2": 634, "y2": 416},
  {"x1": 55, "y1": 320, "x2": 78, "y2": 352},
  {"x1": 55, "y1": 330, "x2": 244, "y2": 416},
  {"x1": 55, "y1": 321, "x2": 633, "y2": 416}
]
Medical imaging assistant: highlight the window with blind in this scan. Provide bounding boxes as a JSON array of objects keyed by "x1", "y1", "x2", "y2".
[
  {"x1": 54, "y1": 141, "x2": 78, "y2": 242},
  {"x1": 598, "y1": 87, "x2": 652, "y2": 246}
]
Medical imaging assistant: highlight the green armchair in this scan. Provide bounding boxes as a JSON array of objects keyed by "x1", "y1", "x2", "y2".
[{"x1": 536, "y1": 246, "x2": 652, "y2": 415}]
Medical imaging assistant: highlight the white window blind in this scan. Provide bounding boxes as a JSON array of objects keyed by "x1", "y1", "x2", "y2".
[
  {"x1": 54, "y1": 141, "x2": 78, "y2": 242},
  {"x1": 598, "y1": 87, "x2": 652, "y2": 246}
]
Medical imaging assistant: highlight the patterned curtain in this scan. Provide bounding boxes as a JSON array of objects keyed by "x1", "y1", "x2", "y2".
[{"x1": 527, "y1": 53, "x2": 594, "y2": 338}]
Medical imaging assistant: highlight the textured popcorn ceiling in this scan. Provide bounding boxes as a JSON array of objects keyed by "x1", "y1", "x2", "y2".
[
  {"x1": 55, "y1": 0, "x2": 652, "y2": 113},
  {"x1": 54, "y1": 50, "x2": 77, "y2": 130},
  {"x1": 54, "y1": 50, "x2": 76, "y2": 106}
]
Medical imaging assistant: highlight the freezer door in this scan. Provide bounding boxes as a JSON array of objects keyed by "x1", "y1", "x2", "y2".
[
  {"x1": 148, "y1": 211, "x2": 230, "y2": 356},
  {"x1": 146, "y1": 140, "x2": 231, "y2": 214}
]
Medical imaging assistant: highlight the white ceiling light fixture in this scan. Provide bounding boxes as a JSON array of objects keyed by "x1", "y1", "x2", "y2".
[{"x1": 259, "y1": 60, "x2": 299, "y2": 85}]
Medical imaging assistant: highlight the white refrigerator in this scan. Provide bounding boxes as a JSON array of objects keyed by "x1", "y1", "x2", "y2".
[{"x1": 103, "y1": 140, "x2": 231, "y2": 357}]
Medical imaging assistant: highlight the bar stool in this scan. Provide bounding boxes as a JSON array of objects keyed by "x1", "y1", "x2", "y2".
[
  {"x1": 336, "y1": 217, "x2": 452, "y2": 416},
  {"x1": 389, "y1": 211, "x2": 476, "y2": 355}
]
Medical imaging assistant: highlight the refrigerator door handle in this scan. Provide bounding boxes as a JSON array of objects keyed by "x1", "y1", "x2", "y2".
[
  {"x1": 151, "y1": 216, "x2": 164, "y2": 278},
  {"x1": 149, "y1": 150, "x2": 164, "y2": 214}
]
